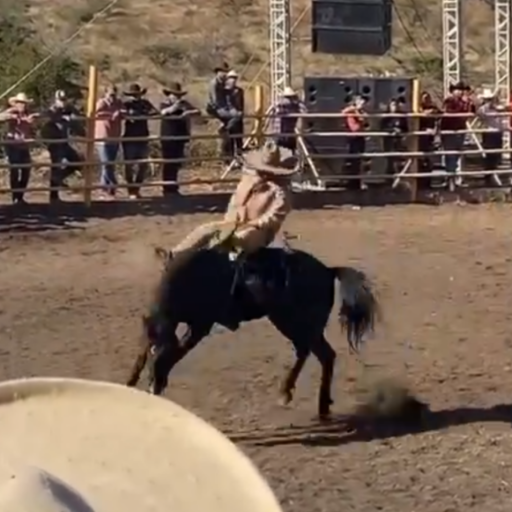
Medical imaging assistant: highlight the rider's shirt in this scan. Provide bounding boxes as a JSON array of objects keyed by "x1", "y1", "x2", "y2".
[{"x1": 224, "y1": 171, "x2": 292, "y2": 253}]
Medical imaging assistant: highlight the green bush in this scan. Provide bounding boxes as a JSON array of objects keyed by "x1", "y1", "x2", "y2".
[{"x1": 0, "y1": 11, "x2": 84, "y2": 107}]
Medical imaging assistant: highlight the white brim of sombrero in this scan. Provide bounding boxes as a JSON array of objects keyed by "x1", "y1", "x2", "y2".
[{"x1": 0, "y1": 378, "x2": 283, "y2": 512}]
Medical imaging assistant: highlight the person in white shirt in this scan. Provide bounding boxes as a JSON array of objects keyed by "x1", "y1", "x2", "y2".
[{"x1": 476, "y1": 88, "x2": 508, "y2": 174}]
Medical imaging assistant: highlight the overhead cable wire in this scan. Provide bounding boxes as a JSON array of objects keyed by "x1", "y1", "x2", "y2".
[
  {"x1": 391, "y1": 0, "x2": 430, "y2": 68},
  {"x1": 0, "y1": 0, "x2": 121, "y2": 101},
  {"x1": 408, "y1": 0, "x2": 432, "y2": 40}
]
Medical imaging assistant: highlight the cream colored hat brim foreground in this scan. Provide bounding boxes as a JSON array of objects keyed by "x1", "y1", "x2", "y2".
[{"x1": 0, "y1": 377, "x2": 283, "y2": 512}]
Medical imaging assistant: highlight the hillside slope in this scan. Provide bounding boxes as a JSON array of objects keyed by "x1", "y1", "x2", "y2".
[{"x1": 24, "y1": 0, "x2": 496, "y2": 104}]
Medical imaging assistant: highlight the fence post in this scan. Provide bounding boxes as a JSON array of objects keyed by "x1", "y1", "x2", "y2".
[
  {"x1": 253, "y1": 85, "x2": 264, "y2": 147},
  {"x1": 408, "y1": 78, "x2": 420, "y2": 201},
  {"x1": 84, "y1": 66, "x2": 99, "y2": 206}
]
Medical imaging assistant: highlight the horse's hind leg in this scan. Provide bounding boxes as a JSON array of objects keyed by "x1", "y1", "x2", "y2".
[
  {"x1": 311, "y1": 335, "x2": 336, "y2": 421},
  {"x1": 268, "y1": 316, "x2": 311, "y2": 405},
  {"x1": 278, "y1": 347, "x2": 310, "y2": 406}
]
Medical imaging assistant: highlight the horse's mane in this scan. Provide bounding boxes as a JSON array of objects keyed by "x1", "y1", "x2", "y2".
[{"x1": 149, "y1": 249, "x2": 227, "y2": 317}]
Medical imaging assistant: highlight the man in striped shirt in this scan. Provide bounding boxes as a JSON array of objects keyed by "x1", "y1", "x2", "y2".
[{"x1": 268, "y1": 87, "x2": 307, "y2": 153}]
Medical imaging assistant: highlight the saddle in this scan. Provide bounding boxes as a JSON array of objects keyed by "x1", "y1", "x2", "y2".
[{"x1": 229, "y1": 248, "x2": 292, "y2": 303}]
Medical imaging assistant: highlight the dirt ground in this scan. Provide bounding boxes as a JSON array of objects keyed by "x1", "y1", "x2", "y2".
[{"x1": 2, "y1": 200, "x2": 512, "y2": 511}]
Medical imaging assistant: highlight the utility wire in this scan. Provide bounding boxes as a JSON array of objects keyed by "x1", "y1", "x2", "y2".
[
  {"x1": 391, "y1": 0, "x2": 430, "y2": 68},
  {"x1": 0, "y1": 0, "x2": 121, "y2": 101}
]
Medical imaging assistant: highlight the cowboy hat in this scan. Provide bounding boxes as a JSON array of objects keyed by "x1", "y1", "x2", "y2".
[
  {"x1": 282, "y1": 86, "x2": 297, "y2": 97},
  {"x1": 243, "y1": 141, "x2": 298, "y2": 176},
  {"x1": 162, "y1": 82, "x2": 187, "y2": 96},
  {"x1": 8, "y1": 92, "x2": 33, "y2": 105},
  {"x1": 478, "y1": 87, "x2": 495, "y2": 100},
  {"x1": 214, "y1": 62, "x2": 230, "y2": 73},
  {"x1": 123, "y1": 83, "x2": 147, "y2": 96},
  {"x1": 0, "y1": 377, "x2": 283, "y2": 512},
  {"x1": 0, "y1": 467, "x2": 95, "y2": 512}
]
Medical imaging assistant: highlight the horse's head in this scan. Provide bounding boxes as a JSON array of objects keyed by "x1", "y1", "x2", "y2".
[{"x1": 141, "y1": 312, "x2": 181, "y2": 395}]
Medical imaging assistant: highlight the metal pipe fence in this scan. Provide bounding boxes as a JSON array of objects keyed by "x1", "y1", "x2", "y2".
[{"x1": 0, "y1": 103, "x2": 510, "y2": 200}]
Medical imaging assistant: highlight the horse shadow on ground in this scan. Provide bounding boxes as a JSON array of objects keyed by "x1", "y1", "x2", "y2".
[{"x1": 228, "y1": 403, "x2": 512, "y2": 448}]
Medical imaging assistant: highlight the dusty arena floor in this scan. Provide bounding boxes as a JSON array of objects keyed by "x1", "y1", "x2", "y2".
[{"x1": 2, "y1": 200, "x2": 512, "y2": 511}]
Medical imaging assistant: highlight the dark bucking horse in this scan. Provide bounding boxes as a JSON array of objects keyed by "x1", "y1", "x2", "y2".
[{"x1": 127, "y1": 244, "x2": 380, "y2": 420}]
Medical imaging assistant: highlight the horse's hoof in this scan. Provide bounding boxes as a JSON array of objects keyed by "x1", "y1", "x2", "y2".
[
  {"x1": 277, "y1": 391, "x2": 293, "y2": 407},
  {"x1": 318, "y1": 412, "x2": 332, "y2": 423}
]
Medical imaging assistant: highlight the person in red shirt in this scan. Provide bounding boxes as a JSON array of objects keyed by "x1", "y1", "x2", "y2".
[
  {"x1": 342, "y1": 95, "x2": 367, "y2": 189},
  {"x1": 441, "y1": 82, "x2": 474, "y2": 179}
]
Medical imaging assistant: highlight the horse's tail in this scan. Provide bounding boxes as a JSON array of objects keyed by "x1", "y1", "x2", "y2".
[{"x1": 332, "y1": 266, "x2": 380, "y2": 353}]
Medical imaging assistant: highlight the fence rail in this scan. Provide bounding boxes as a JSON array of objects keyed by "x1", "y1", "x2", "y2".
[{"x1": 0, "y1": 66, "x2": 511, "y2": 204}]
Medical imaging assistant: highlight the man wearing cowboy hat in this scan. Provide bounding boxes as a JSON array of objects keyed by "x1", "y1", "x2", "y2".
[
  {"x1": 159, "y1": 82, "x2": 200, "y2": 196},
  {"x1": 0, "y1": 92, "x2": 39, "y2": 204},
  {"x1": 206, "y1": 62, "x2": 230, "y2": 120},
  {"x1": 166, "y1": 141, "x2": 296, "y2": 313},
  {"x1": 223, "y1": 70, "x2": 245, "y2": 158},
  {"x1": 268, "y1": 86, "x2": 307, "y2": 154},
  {"x1": 476, "y1": 88, "x2": 508, "y2": 184},
  {"x1": 441, "y1": 81, "x2": 475, "y2": 183},
  {"x1": 206, "y1": 63, "x2": 243, "y2": 153},
  {"x1": 42, "y1": 89, "x2": 84, "y2": 202},
  {"x1": 122, "y1": 83, "x2": 158, "y2": 198}
]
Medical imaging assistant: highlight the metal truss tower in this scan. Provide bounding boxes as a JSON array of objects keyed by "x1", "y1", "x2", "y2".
[
  {"x1": 495, "y1": 0, "x2": 511, "y2": 101},
  {"x1": 442, "y1": 0, "x2": 462, "y2": 96},
  {"x1": 269, "y1": 0, "x2": 292, "y2": 105}
]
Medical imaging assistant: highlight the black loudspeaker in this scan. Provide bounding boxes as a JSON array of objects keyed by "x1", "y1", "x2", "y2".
[
  {"x1": 303, "y1": 77, "x2": 358, "y2": 164},
  {"x1": 311, "y1": 0, "x2": 392, "y2": 56},
  {"x1": 362, "y1": 78, "x2": 414, "y2": 177},
  {"x1": 302, "y1": 76, "x2": 415, "y2": 182}
]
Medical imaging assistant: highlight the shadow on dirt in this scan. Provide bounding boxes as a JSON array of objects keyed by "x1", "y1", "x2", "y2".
[
  {"x1": 1, "y1": 186, "x2": 505, "y2": 234},
  {"x1": 228, "y1": 403, "x2": 512, "y2": 448},
  {"x1": 0, "y1": 188, "x2": 414, "y2": 234}
]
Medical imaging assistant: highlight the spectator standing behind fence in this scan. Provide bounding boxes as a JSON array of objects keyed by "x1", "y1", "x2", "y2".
[
  {"x1": 379, "y1": 98, "x2": 408, "y2": 176},
  {"x1": 95, "y1": 85, "x2": 124, "y2": 199},
  {"x1": 441, "y1": 81, "x2": 475, "y2": 185},
  {"x1": 0, "y1": 92, "x2": 39, "y2": 204},
  {"x1": 342, "y1": 95, "x2": 367, "y2": 190},
  {"x1": 476, "y1": 88, "x2": 508, "y2": 186},
  {"x1": 159, "y1": 82, "x2": 200, "y2": 197},
  {"x1": 268, "y1": 86, "x2": 306, "y2": 154},
  {"x1": 122, "y1": 83, "x2": 158, "y2": 199},
  {"x1": 418, "y1": 91, "x2": 441, "y2": 187},
  {"x1": 224, "y1": 70, "x2": 245, "y2": 160},
  {"x1": 41, "y1": 90, "x2": 84, "y2": 202}
]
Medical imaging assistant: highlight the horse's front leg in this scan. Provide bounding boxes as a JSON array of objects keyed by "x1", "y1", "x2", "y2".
[
  {"x1": 148, "y1": 322, "x2": 214, "y2": 395},
  {"x1": 126, "y1": 334, "x2": 151, "y2": 387}
]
